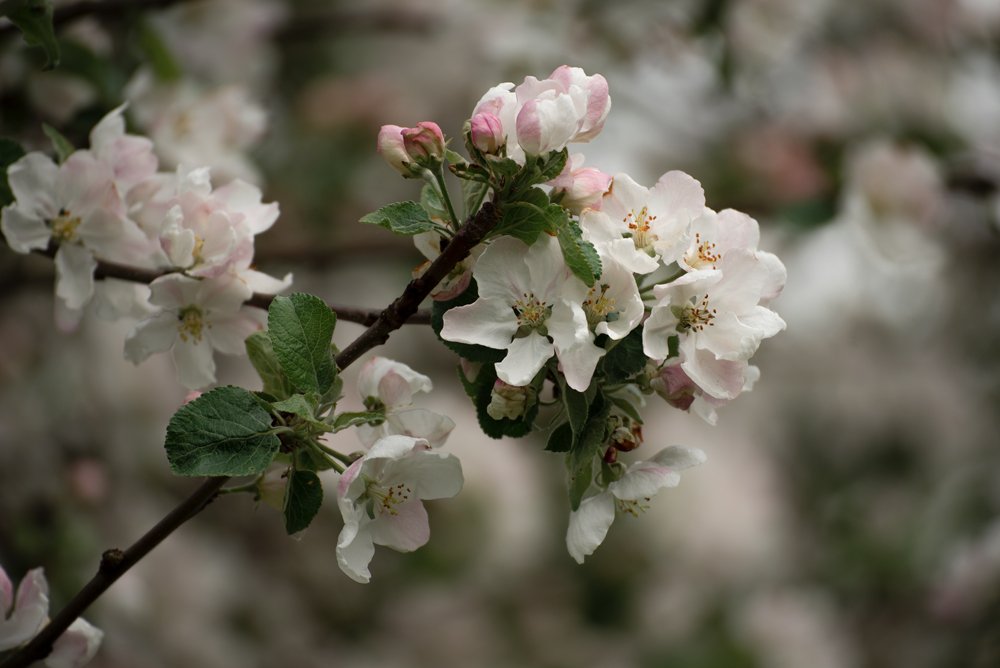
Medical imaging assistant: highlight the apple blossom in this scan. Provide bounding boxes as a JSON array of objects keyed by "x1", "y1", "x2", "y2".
[
  {"x1": 651, "y1": 358, "x2": 760, "y2": 425},
  {"x1": 582, "y1": 171, "x2": 705, "y2": 274},
  {"x1": 124, "y1": 273, "x2": 264, "y2": 389},
  {"x1": 566, "y1": 445, "x2": 706, "y2": 563},
  {"x1": 336, "y1": 435, "x2": 463, "y2": 583},
  {"x1": 87, "y1": 104, "x2": 158, "y2": 195},
  {"x1": 548, "y1": 154, "x2": 612, "y2": 214},
  {"x1": 469, "y1": 111, "x2": 504, "y2": 154},
  {"x1": 440, "y1": 235, "x2": 604, "y2": 391},
  {"x1": 401, "y1": 121, "x2": 445, "y2": 164},
  {"x1": 356, "y1": 357, "x2": 455, "y2": 448}
]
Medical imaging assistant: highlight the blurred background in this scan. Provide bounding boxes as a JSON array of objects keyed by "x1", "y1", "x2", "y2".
[{"x1": 1, "y1": 0, "x2": 999, "y2": 666}]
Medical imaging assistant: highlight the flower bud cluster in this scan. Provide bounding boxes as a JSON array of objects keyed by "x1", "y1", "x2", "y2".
[{"x1": 0, "y1": 105, "x2": 290, "y2": 389}]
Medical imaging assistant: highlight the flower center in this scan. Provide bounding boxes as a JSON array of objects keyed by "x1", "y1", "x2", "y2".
[
  {"x1": 191, "y1": 235, "x2": 206, "y2": 265},
  {"x1": 512, "y1": 292, "x2": 551, "y2": 331},
  {"x1": 365, "y1": 479, "x2": 412, "y2": 517},
  {"x1": 674, "y1": 295, "x2": 717, "y2": 333},
  {"x1": 49, "y1": 208, "x2": 82, "y2": 243},
  {"x1": 583, "y1": 283, "x2": 618, "y2": 329},
  {"x1": 177, "y1": 305, "x2": 206, "y2": 343},
  {"x1": 686, "y1": 232, "x2": 721, "y2": 269},
  {"x1": 623, "y1": 206, "x2": 658, "y2": 253},
  {"x1": 616, "y1": 496, "x2": 651, "y2": 517}
]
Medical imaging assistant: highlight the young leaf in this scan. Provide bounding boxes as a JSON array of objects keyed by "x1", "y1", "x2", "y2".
[
  {"x1": 0, "y1": 139, "x2": 26, "y2": 207},
  {"x1": 283, "y1": 470, "x2": 323, "y2": 535},
  {"x1": 270, "y1": 393, "x2": 331, "y2": 431},
  {"x1": 567, "y1": 392, "x2": 611, "y2": 510},
  {"x1": 360, "y1": 201, "x2": 438, "y2": 236},
  {"x1": 555, "y1": 217, "x2": 602, "y2": 287},
  {"x1": 545, "y1": 421, "x2": 573, "y2": 453},
  {"x1": 494, "y1": 187, "x2": 550, "y2": 244},
  {"x1": 332, "y1": 410, "x2": 384, "y2": 432},
  {"x1": 165, "y1": 386, "x2": 280, "y2": 477},
  {"x1": 536, "y1": 149, "x2": 569, "y2": 183},
  {"x1": 42, "y1": 124, "x2": 74, "y2": 163},
  {"x1": 601, "y1": 327, "x2": 646, "y2": 383},
  {"x1": 268, "y1": 293, "x2": 337, "y2": 395},
  {"x1": 245, "y1": 331, "x2": 295, "y2": 400},
  {"x1": 0, "y1": 0, "x2": 60, "y2": 69}
]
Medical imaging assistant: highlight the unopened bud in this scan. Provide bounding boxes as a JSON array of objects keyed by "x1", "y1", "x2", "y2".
[
  {"x1": 549, "y1": 155, "x2": 612, "y2": 214},
  {"x1": 470, "y1": 112, "x2": 504, "y2": 154},
  {"x1": 650, "y1": 363, "x2": 696, "y2": 411},
  {"x1": 607, "y1": 414, "x2": 642, "y2": 452},
  {"x1": 402, "y1": 121, "x2": 446, "y2": 165},
  {"x1": 377, "y1": 124, "x2": 418, "y2": 177},
  {"x1": 486, "y1": 380, "x2": 534, "y2": 420}
]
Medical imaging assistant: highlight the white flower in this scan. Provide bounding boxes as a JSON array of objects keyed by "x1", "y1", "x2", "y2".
[
  {"x1": 124, "y1": 273, "x2": 264, "y2": 389},
  {"x1": 643, "y1": 249, "x2": 786, "y2": 399},
  {"x1": 651, "y1": 358, "x2": 760, "y2": 425},
  {"x1": 0, "y1": 564, "x2": 103, "y2": 667},
  {"x1": 1, "y1": 151, "x2": 153, "y2": 310},
  {"x1": 356, "y1": 357, "x2": 455, "y2": 448},
  {"x1": 87, "y1": 104, "x2": 158, "y2": 195},
  {"x1": 336, "y1": 435, "x2": 463, "y2": 583},
  {"x1": 582, "y1": 171, "x2": 705, "y2": 274},
  {"x1": 440, "y1": 235, "x2": 604, "y2": 391},
  {"x1": 566, "y1": 445, "x2": 706, "y2": 563}
]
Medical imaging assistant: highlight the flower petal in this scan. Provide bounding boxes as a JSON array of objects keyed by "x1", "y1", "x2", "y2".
[
  {"x1": 566, "y1": 493, "x2": 615, "y2": 564},
  {"x1": 7, "y1": 153, "x2": 58, "y2": 219},
  {"x1": 369, "y1": 498, "x2": 430, "y2": 552},
  {"x1": 172, "y1": 339, "x2": 217, "y2": 390},
  {"x1": 1, "y1": 205, "x2": 50, "y2": 253},
  {"x1": 124, "y1": 311, "x2": 178, "y2": 364},
  {"x1": 0, "y1": 568, "x2": 49, "y2": 651},
  {"x1": 495, "y1": 331, "x2": 553, "y2": 387},
  {"x1": 54, "y1": 244, "x2": 96, "y2": 310},
  {"x1": 44, "y1": 617, "x2": 103, "y2": 668},
  {"x1": 336, "y1": 516, "x2": 376, "y2": 584},
  {"x1": 440, "y1": 298, "x2": 517, "y2": 349}
]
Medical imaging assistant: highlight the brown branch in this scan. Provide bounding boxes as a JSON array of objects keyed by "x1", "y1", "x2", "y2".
[
  {"x1": 2, "y1": 203, "x2": 500, "y2": 668},
  {"x1": 32, "y1": 244, "x2": 432, "y2": 327}
]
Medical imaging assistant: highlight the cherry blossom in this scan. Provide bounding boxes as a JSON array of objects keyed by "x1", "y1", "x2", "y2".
[
  {"x1": 356, "y1": 357, "x2": 455, "y2": 448},
  {"x1": 440, "y1": 235, "x2": 604, "y2": 391},
  {"x1": 566, "y1": 446, "x2": 706, "y2": 563},
  {"x1": 336, "y1": 435, "x2": 463, "y2": 583}
]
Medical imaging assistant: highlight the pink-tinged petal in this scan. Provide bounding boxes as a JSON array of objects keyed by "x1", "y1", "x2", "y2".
[
  {"x1": 0, "y1": 564, "x2": 12, "y2": 615},
  {"x1": 757, "y1": 250, "x2": 787, "y2": 301},
  {"x1": 602, "y1": 172, "x2": 649, "y2": 222},
  {"x1": 682, "y1": 345, "x2": 749, "y2": 400},
  {"x1": 649, "y1": 445, "x2": 708, "y2": 471},
  {"x1": 7, "y1": 153, "x2": 58, "y2": 219},
  {"x1": 337, "y1": 458, "x2": 365, "y2": 500},
  {"x1": 336, "y1": 518, "x2": 375, "y2": 584},
  {"x1": 495, "y1": 331, "x2": 553, "y2": 387},
  {"x1": 516, "y1": 95, "x2": 579, "y2": 156},
  {"x1": 149, "y1": 273, "x2": 200, "y2": 309},
  {"x1": 367, "y1": 359, "x2": 432, "y2": 407},
  {"x1": 124, "y1": 311, "x2": 178, "y2": 364},
  {"x1": 89, "y1": 104, "x2": 127, "y2": 151},
  {"x1": 172, "y1": 339, "x2": 216, "y2": 390},
  {"x1": 208, "y1": 308, "x2": 265, "y2": 355},
  {"x1": 54, "y1": 244, "x2": 96, "y2": 310},
  {"x1": 609, "y1": 462, "x2": 681, "y2": 501},
  {"x1": 197, "y1": 273, "x2": 252, "y2": 313},
  {"x1": 369, "y1": 498, "x2": 430, "y2": 552},
  {"x1": 651, "y1": 170, "x2": 706, "y2": 219},
  {"x1": 212, "y1": 179, "x2": 278, "y2": 234},
  {"x1": 739, "y1": 305, "x2": 786, "y2": 340},
  {"x1": 45, "y1": 617, "x2": 103, "y2": 668},
  {"x1": 1, "y1": 205, "x2": 50, "y2": 253},
  {"x1": 0, "y1": 568, "x2": 49, "y2": 651},
  {"x1": 57, "y1": 152, "x2": 119, "y2": 219},
  {"x1": 714, "y1": 208, "x2": 760, "y2": 253},
  {"x1": 555, "y1": 339, "x2": 605, "y2": 393},
  {"x1": 238, "y1": 268, "x2": 292, "y2": 295},
  {"x1": 566, "y1": 492, "x2": 615, "y2": 564},
  {"x1": 365, "y1": 434, "x2": 425, "y2": 462},
  {"x1": 386, "y1": 409, "x2": 455, "y2": 449},
  {"x1": 696, "y1": 310, "x2": 761, "y2": 361},
  {"x1": 440, "y1": 298, "x2": 518, "y2": 349},
  {"x1": 382, "y1": 448, "x2": 463, "y2": 500}
]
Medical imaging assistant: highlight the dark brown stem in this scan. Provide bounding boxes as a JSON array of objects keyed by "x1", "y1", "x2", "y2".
[
  {"x1": 0, "y1": 477, "x2": 228, "y2": 668},
  {"x1": 32, "y1": 244, "x2": 432, "y2": 327},
  {"x1": 3, "y1": 203, "x2": 499, "y2": 667}
]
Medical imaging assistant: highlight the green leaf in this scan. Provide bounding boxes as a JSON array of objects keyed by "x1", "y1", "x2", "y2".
[
  {"x1": 431, "y1": 279, "x2": 505, "y2": 364},
  {"x1": 42, "y1": 124, "x2": 73, "y2": 163},
  {"x1": 360, "y1": 201, "x2": 438, "y2": 235},
  {"x1": 536, "y1": 149, "x2": 569, "y2": 183},
  {"x1": 667, "y1": 334, "x2": 680, "y2": 360},
  {"x1": 0, "y1": 139, "x2": 26, "y2": 207},
  {"x1": 136, "y1": 20, "x2": 182, "y2": 81},
  {"x1": 270, "y1": 393, "x2": 331, "y2": 431},
  {"x1": 245, "y1": 331, "x2": 296, "y2": 400},
  {"x1": 494, "y1": 187, "x2": 550, "y2": 244},
  {"x1": 420, "y1": 183, "x2": 449, "y2": 224},
  {"x1": 461, "y1": 178, "x2": 489, "y2": 219},
  {"x1": 0, "y1": 0, "x2": 59, "y2": 69},
  {"x1": 567, "y1": 392, "x2": 611, "y2": 510},
  {"x1": 562, "y1": 383, "x2": 590, "y2": 439},
  {"x1": 545, "y1": 421, "x2": 573, "y2": 453},
  {"x1": 555, "y1": 217, "x2": 602, "y2": 287},
  {"x1": 283, "y1": 470, "x2": 323, "y2": 535},
  {"x1": 332, "y1": 410, "x2": 384, "y2": 432},
  {"x1": 608, "y1": 394, "x2": 643, "y2": 424},
  {"x1": 268, "y1": 293, "x2": 337, "y2": 395},
  {"x1": 602, "y1": 327, "x2": 646, "y2": 383},
  {"x1": 165, "y1": 386, "x2": 280, "y2": 477}
]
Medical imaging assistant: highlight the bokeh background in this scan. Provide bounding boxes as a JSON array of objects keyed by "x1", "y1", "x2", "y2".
[{"x1": 1, "y1": 0, "x2": 999, "y2": 666}]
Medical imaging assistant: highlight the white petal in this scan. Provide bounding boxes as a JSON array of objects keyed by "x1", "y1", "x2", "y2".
[
  {"x1": 609, "y1": 461, "x2": 681, "y2": 501},
  {"x1": 642, "y1": 304, "x2": 680, "y2": 361},
  {"x1": 369, "y1": 498, "x2": 430, "y2": 552},
  {"x1": 0, "y1": 564, "x2": 12, "y2": 616},
  {"x1": 472, "y1": 236, "x2": 532, "y2": 300},
  {"x1": 495, "y1": 331, "x2": 553, "y2": 387},
  {"x1": 358, "y1": 357, "x2": 432, "y2": 407},
  {"x1": 440, "y1": 298, "x2": 517, "y2": 349},
  {"x1": 238, "y1": 268, "x2": 292, "y2": 295},
  {"x1": 54, "y1": 244, "x2": 96, "y2": 310},
  {"x1": 44, "y1": 617, "x2": 103, "y2": 668},
  {"x1": 0, "y1": 568, "x2": 49, "y2": 651},
  {"x1": 208, "y1": 308, "x2": 264, "y2": 355},
  {"x1": 386, "y1": 409, "x2": 455, "y2": 448},
  {"x1": 1, "y1": 205, "x2": 50, "y2": 253},
  {"x1": 7, "y1": 153, "x2": 58, "y2": 219},
  {"x1": 566, "y1": 493, "x2": 615, "y2": 564},
  {"x1": 382, "y1": 448, "x2": 464, "y2": 500},
  {"x1": 123, "y1": 311, "x2": 178, "y2": 364},
  {"x1": 336, "y1": 517, "x2": 375, "y2": 584},
  {"x1": 148, "y1": 273, "x2": 200, "y2": 309},
  {"x1": 172, "y1": 339, "x2": 217, "y2": 390},
  {"x1": 649, "y1": 445, "x2": 708, "y2": 471}
]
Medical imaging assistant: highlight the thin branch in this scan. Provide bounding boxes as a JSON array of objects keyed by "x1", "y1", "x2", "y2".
[
  {"x1": 31, "y1": 244, "x2": 432, "y2": 326},
  {"x1": 2, "y1": 202, "x2": 500, "y2": 668},
  {"x1": 0, "y1": 476, "x2": 228, "y2": 668}
]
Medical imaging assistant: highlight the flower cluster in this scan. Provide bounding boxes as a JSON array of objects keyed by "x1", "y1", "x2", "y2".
[
  {"x1": 0, "y1": 105, "x2": 290, "y2": 389},
  {"x1": 0, "y1": 563, "x2": 102, "y2": 667},
  {"x1": 375, "y1": 65, "x2": 787, "y2": 561}
]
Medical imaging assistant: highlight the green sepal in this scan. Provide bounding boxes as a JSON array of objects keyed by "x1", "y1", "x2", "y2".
[
  {"x1": 283, "y1": 470, "x2": 323, "y2": 535},
  {"x1": 165, "y1": 386, "x2": 280, "y2": 477},
  {"x1": 0, "y1": 139, "x2": 26, "y2": 207},
  {"x1": 444, "y1": 148, "x2": 466, "y2": 166},
  {"x1": 431, "y1": 279, "x2": 505, "y2": 364},
  {"x1": 601, "y1": 327, "x2": 646, "y2": 383},
  {"x1": 360, "y1": 200, "x2": 439, "y2": 235},
  {"x1": 0, "y1": 0, "x2": 59, "y2": 69},
  {"x1": 545, "y1": 421, "x2": 573, "y2": 453},
  {"x1": 667, "y1": 334, "x2": 680, "y2": 360},
  {"x1": 42, "y1": 124, "x2": 74, "y2": 163},
  {"x1": 245, "y1": 330, "x2": 296, "y2": 400},
  {"x1": 268, "y1": 293, "x2": 337, "y2": 396}
]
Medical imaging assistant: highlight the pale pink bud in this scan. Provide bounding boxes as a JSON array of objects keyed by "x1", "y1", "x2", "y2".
[
  {"x1": 377, "y1": 124, "x2": 415, "y2": 176},
  {"x1": 470, "y1": 112, "x2": 504, "y2": 154},
  {"x1": 401, "y1": 121, "x2": 445, "y2": 164},
  {"x1": 549, "y1": 65, "x2": 611, "y2": 142},
  {"x1": 651, "y1": 364, "x2": 696, "y2": 411},
  {"x1": 515, "y1": 95, "x2": 579, "y2": 156},
  {"x1": 549, "y1": 155, "x2": 612, "y2": 214}
]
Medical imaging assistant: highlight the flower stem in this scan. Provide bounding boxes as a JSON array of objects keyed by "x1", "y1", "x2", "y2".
[{"x1": 433, "y1": 167, "x2": 461, "y2": 230}]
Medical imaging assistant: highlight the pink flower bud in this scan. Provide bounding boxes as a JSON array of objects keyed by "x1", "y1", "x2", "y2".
[
  {"x1": 401, "y1": 121, "x2": 445, "y2": 164},
  {"x1": 470, "y1": 112, "x2": 504, "y2": 154},
  {"x1": 549, "y1": 154, "x2": 612, "y2": 214},
  {"x1": 651, "y1": 364, "x2": 696, "y2": 411},
  {"x1": 377, "y1": 124, "x2": 415, "y2": 176}
]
